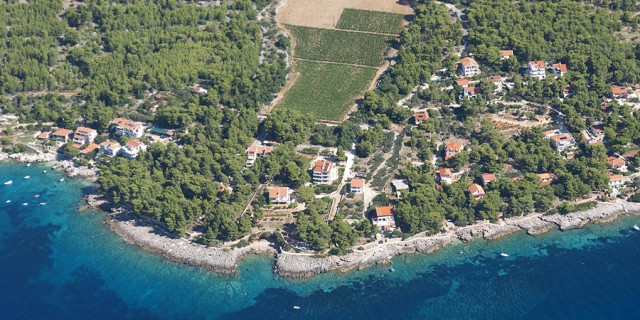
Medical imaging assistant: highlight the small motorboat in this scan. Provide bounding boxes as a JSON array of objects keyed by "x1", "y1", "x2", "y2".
[
  {"x1": 22, "y1": 203, "x2": 28, "y2": 206},
  {"x1": 5, "y1": 200, "x2": 10, "y2": 203},
  {"x1": 633, "y1": 225, "x2": 640, "y2": 231},
  {"x1": 43, "y1": 170, "x2": 47, "y2": 173},
  {"x1": 38, "y1": 203, "x2": 47, "y2": 206},
  {"x1": 24, "y1": 176, "x2": 30, "y2": 179},
  {"x1": 500, "y1": 253, "x2": 509, "y2": 257},
  {"x1": 4, "y1": 180, "x2": 13, "y2": 185},
  {"x1": 293, "y1": 306, "x2": 301, "y2": 310},
  {"x1": 59, "y1": 178, "x2": 65, "y2": 182},
  {"x1": 26, "y1": 163, "x2": 31, "y2": 167},
  {"x1": 34, "y1": 195, "x2": 40, "y2": 199},
  {"x1": 389, "y1": 267, "x2": 396, "y2": 272}
]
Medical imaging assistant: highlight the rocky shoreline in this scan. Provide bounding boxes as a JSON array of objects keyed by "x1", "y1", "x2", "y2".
[
  {"x1": 0, "y1": 152, "x2": 98, "y2": 181},
  {"x1": 101, "y1": 199, "x2": 640, "y2": 279},
  {"x1": 106, "y1": 211, "x2": 277, "y2": 275}
]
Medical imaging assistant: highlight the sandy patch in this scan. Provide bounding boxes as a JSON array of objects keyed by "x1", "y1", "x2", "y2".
[{"x1": 278, "y1": 0, "x2": 413, "y2": 29}]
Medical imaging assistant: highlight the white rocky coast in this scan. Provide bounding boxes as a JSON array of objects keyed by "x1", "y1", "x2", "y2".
[
  {"x1": 102, "y1": 200, "x2": 640, "y2": 278},
  {"x1": 108, "y1": 213, "x2": 276, "y2": 274},
  {"x1": 52, "y1": 160, "x2": 98, "y2": 180},
  {"x1": 0, "y1": 151, "x2": 56, "y2": 163}
]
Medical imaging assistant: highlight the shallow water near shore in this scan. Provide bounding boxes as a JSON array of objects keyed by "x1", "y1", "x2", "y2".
[{"x1": 1, "y1": 162, "x2": 640, "y2": 319}]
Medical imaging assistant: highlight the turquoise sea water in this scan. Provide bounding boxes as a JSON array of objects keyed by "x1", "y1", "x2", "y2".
[{"x1": 1, "y1": 162, "x2": 640, "y2": 319}]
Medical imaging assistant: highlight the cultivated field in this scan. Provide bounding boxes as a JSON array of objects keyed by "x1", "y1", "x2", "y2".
[
  {"x1": 277, "y1": 0, "x2": 413, "y2": 29},
  {"x1": 336, "y1": 9, "x2": 406, "y2": 34},
  {"x1": 278, "y1": 60, "x2": 377, "y2": 120},
  {"x1": 286, "y1": 25, "x2": 390, "y2": 67}
]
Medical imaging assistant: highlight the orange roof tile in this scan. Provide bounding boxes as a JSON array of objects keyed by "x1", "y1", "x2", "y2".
[
  {"x1": 414, "y1": 111, "x2": 429, "y2": 121},
  {"x1": 500, "y1": 50, "x2": 513, "y2": 57},
  {"x1": 80, "y1": 143, "x2": 100, "y2": 155},
  {"x1": 351, "y1": 178, "x2": 365, "y2": 188},
  {"x1": 52, "y1": 128, "x2": 72, "y2": 137},
  {"x1": 460, "y1": 57, "x2": 479, "y2": 67},
  {"x1": 610, "y1": 174, "x2": 624, "y2": 182},
  {"x1": 455, "y1": 78, "x2": 470, "y2": 87},
  {"x1": 552, "y1": 63, "x2": 567, "y2": 72},
  {"x1": 468, "y1": 183, "x2": 485, "y2": 195},
  {"x1": 268, "y1": 187, "x2": 289, "y2": 199},
  {"x1": 612, "y1": 86, "x2": 628, "y2": 95},
  {"x1": 481, "y1": 173, "x2": 497, "y2": 182},
  {"x1": 445, "y1": 143, "x2": 463, "y2": 151},
  {"x1": 375, "y1": 206, "x2": 394, "y2": 217},
  {"x1": 313, "y1": 160, "x2": 335, "y2": 173},
  {"x1": 607, "y1": 157, "x2": 625, "y2": 167},
  {"x1": 528, "y1": 60, "x2": 545, "y2": 69}
]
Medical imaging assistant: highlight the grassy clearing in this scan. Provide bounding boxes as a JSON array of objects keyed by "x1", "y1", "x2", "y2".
[
  {"x1": 286, "y1": 25, "x2": 390, "y2": 67},
  {"x1": 336, "y1": 9, "x2": 406, "y2": 34},
  {"x1": 278, "y1": 60, "x2": 377, "y2": 120}
]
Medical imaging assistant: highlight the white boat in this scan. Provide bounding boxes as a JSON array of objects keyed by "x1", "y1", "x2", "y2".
[
  {"x1": 34, "y1": 195, "x2": 40, "y2": 199},
  {"x1": 293, "y1": 306, "x2": 301, "y2": 310},
  {"x1": 38, "y1": 203, "x2": 47, "y2": 206},
  {"x1": 390, "y1": 267, "x2": 396, "y2": 272},
  {"x1": 4, "y1": 180, "x2": 13, "y2": 185},
  {"x1": 59, "y1": 178, "x2": 65, "y2": 182},
  {"x1": 5, "y1": 200, "x2": 10, "y2": 203},
  {"x1": 22, "y1": 203, "x2": 28, "y2": 206},
  {"x1": 43, "y1": 170, "x2": 47, "y2": 173},
  {"x1": 26, "y1": 163, "x2": 31, "y2": 167},
  {"x1": 633, "y1": 225, "x2": 640, "y2": 231},
  {"x1": 500, "y1": 253, "x2": 509, "y2": 257},
  {"x1": 24, "y1": 176, "x2": 30, "y2": 179}
]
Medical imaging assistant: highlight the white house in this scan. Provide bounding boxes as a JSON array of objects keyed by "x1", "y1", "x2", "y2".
[
  {"x1": 268, "y1": 187, "x2": 291, "y2": 205},
  {"x1": 51, "y1": 128, "x2": 73, "y2": 143},
  {"x1": 439, "y1": 168, "x2": 453, "y2": 185},
  {"x1": 122, "y1": 139, "x2": 147, "y2": 159},
  {"x1": 246, "y1": 145, "x2": 273, "y2": 167},
  {"x1": 72, "y1": 127, "x2": 97, "y2": 145},
  {"x1": 552, "y1": 63, "x2": 567, "y2": 77},
  {"x1": 372, "y1": 206, "x2": 396, "y2": 231},
  {"x1": 350, "y1": 178, "x2": 365, "y2": 194},
  {"x1": 526, "y1": 60, "x2": 546, "y2": 79},
  {"x1": 100, "y1": 140, "x2": 122, "y2": 157},
  {"x1": 500, "y1": 50, "x2": 513, "y2": 60},
  {"x1": 481, "y1": 173, "x2": 497, "y2": 186},
  {"x1": 458, "y1": 57, "x2": 481, "y2": 77},
  {"x1": 112, "y1": 118, "x2": 145, "y2": 138},
  {"x1": 445, "y1": 143, "x2": 463, "y2": 160},
  {"x1": 607, "y1": 156, "x2": 627, "y2": 172},
  {"x1": 312, "y1": 160, "x2": 338, "y2": 184},
  {"x1": 544, "y1": 129, "x2": 576, "y2": 152},
  {"x1": 609, "y1": 174, "x2": 625, "y2": 189},
  {"x1": 468, "y1": 184, "x2": 486, "y2": 200}
]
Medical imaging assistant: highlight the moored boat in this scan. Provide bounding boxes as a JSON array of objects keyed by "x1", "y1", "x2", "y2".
[{"x1": 4, "y1": 180, "x2": 13, "y2": 186}]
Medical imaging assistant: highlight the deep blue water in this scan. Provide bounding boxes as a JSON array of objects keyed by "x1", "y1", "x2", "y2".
[{"x1": 1, "y1": 162, "x2": 640, "y2": 319}]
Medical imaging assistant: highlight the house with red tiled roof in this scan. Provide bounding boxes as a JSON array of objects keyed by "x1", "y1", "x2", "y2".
[
  {"x1": 112, "y1": 118, "x2": 145, "y2": 138},
  {"x1": 72, "y1": 127, "x2": 97, "y2": 145},
  {"x1": 80, "y1": 143, "x2": 100, "y2": 156},
  {"x1": 438, "y1": 168, "x2": 453, "y2": 184},
  {"x1": 268, "y1": 187, "x2": 291, "y2": 205},
  {"x1": 526, "y1": 60, "x2": 546, "y2": 79},
  {"x1": 350, "y1": 178, "x2": 365, "y2": 194},
  {"x1": 462, "y1": 86, "x2": 478, "y2": 99},
  {"x1": 552, "y1": 63, "x2": 567, "y2": 77},
  {"x1": 454, "y1": 78, "x2": 471, "y2": 87},
  {"x1": 611, "y1": 86, "x2": 629, "y2": 99},
  {"x1": 51, "y1": 129, "x2": 73, "y2": 143},
  {"x1": 468, "y1": 184, "x2": 486, "y2": 199},
  {"x1": 458, "y1": 57, "x2": 480, "y2": 77},
  {"x1": 36, "y1": 132, "x2": 50, "y2": 141},
  {"x1": 538, "y1": 173, "x2": 556, "y2": 187},
  {"x1": 609, "y1": 174, "x2": 625, "y2": 189},
  {"x1": 544, "y1": 129, "x2": 576, "y2": 152},
  {"x1": 372, "y1": 206, "x2": 396, "y2": 230},
  {"x1": 246, "y1": 145, "x2": 273, "y2": 167},
  {"x1": 312, "y1": 160, "x2": 338, "y2": 184},
  {"x1": 606, "y1": 156, "x2": 627, "y2": 171},
  {"x1": 481, "y1": 173, "x2": 497, "y2": 186},
  {"x1": 500, "y1": 50, "x2": 513, "y2": 60},
  {"x1": 100, "y1": 140, "x2": 122, "y2": 157},
  {"x1": 413, "y1": 111, "x2": 429, "y2": 124},
  {"x1": 445, "y1": 143, "x2": 463, "y2": 160},
  {"x1": 122, "y1": 139, "x2": 147, "y2": 159}
]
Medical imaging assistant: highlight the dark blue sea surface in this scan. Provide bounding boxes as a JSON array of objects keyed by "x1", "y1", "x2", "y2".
[{"x1": 1, "y1": 162, "x2": 639, "y2": 320}]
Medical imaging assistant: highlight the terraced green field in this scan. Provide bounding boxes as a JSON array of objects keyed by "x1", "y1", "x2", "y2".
[
  {"x1": 336, "y1": 8, "x2": 406, "y2": 34},
  {"x1": 286, "y1": 25, "x2": 390, "y2": 67},
  {"x1": 278, "y1": 60, "x2": 377, "y2": 120}
]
